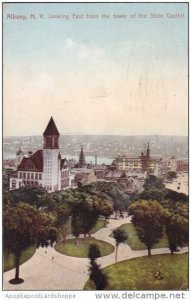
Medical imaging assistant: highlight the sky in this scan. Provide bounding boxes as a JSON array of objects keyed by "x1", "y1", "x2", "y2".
[{"x1": 3, "y1": 3, "x2": 188, "y2": 136}]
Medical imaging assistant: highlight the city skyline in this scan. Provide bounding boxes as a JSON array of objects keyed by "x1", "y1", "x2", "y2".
[{"x1": 3, "y1": 3, "x2": 188, "y2": 137}]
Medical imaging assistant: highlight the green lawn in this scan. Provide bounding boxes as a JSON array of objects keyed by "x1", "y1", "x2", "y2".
[
  {"x1": 84, "y1": 253, "x2": 188, "y2": 290},
  {"x1": 90, "y1": 219, "x2": 109, "y2": 234},
  {"x1": 55, "y1": 238, "x2": 114, "y2": 258},
  {"x1": 118, "y1": 223, "x2": 169, "y2": 250},
  {"x1": 3, "y1": 246, "x2": 36, "y2": 272}
]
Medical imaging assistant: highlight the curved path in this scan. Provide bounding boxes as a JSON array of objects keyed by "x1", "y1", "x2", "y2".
[{"x1": 3, "y1": 216, "x2": 188, "y2": 290}]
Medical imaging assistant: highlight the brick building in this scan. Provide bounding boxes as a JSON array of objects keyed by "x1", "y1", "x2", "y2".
[{"x1": 9, "y1": 117, "x2": 70, "y2": 192}]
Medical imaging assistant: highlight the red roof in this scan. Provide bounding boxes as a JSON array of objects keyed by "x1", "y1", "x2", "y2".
[
  {"x1": 43, "y1": 117, "x2": 59, "y2": 136},
  {"x1": 31, "y1": 150, "x2": 43, "y2": 171},
  {"x1": 10, "y1": 172, "x2": 18, "y2": 178},
  {"x1": 18, "y1": 150, "x2": 43, "y2": 172}
]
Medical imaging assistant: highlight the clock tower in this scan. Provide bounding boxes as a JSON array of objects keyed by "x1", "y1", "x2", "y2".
[{"x1": 43, "y1": 117, "x2": 61, "y2": 192}]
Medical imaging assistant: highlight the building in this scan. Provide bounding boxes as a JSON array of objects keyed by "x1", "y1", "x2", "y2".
[
  {"x1": 9, "y1": 117, "x2": 70, "y2": 192},
  {"x1": 72, "y1": 168, "x2": 96, "y2": 186},
  {"x1": 16, "y1": 147, "x2": 24, "y2": 166},
  {"x1": 79, "y1": 145, "x2": 86, "y2": 168},
  {"x1": 177, "y1": 160, "x2": 188, "y2": 173},
  {"x1": 112, "y1": 143, "x2": 158, "y2": 173}
]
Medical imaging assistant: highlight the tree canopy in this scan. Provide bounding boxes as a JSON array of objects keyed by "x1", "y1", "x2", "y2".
[
  {"x1": 129, "y1": 200, "x2": 167, "y2": 255},
  {"x1": 3, "y1": 203, "x2": 57, "y2": 282},
  {"x1": 112, "y1": 228, "x2": 128, "y2": 262},
  {"x1": 164, "y1": 202, "x2": 188, "y2": 254}
]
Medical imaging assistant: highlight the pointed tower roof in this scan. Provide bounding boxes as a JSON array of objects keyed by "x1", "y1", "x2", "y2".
[
  {"x1": 146, "y1": 142, "x2": 150, "y2": 156},
  {"x1": 43, "y1": 117, "x2": 59, "y2": 136},
  {"x1": 79, "y1": 145, "x2": 85, "y2": 167}
]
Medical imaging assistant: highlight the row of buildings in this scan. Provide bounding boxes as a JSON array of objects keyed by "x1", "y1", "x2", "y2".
[{"x1": 7, "y1": 117, "x2": 188, "y2": 193}]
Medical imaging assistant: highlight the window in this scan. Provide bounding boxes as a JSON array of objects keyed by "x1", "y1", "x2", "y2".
[
  {"x1": 12, "y1": 180, "x2": 16, "y2": 188},
  {"x1": 39, "y1": 174, "x2": 42, "y2": 180},
  {"x1": 27, "y1": 173, "x2": 30, "y2": 179},
  {"x1": 19, "y1": 182, "x2": 22, "y2": 188},
  {"x1": 54, "y1": 137, "x2": 58, "y2": 147},
  {"x1": 35, "y1": 173, "x2": 38, "y2": 179},
  {"x1": 23, "y1": 172, "x2": 26, "y2": 179},
  {"x1": 19, "y1": 172, "x2": 22, "y2": 178},
  {"x1": 46, "y1": 137, "x2": 52, "y2": 147},
  {"x1": 31, "y1": 173, "x2": 34, "y2": 179}
]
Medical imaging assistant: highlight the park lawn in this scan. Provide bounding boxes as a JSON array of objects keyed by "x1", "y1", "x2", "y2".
[
  {"x1": 55, "y1": 237, "x2": 114, "y2": 258},
  {"x1": 90, "y1": 219, "x2": 109, "y2": 234},
  {"x1": 118, "y1": 223, "x2": 169, "y2": 250},
  {"x1": 4, "y1": 246, "x2": 36, "y2": 272},
  {"x1": 84, "y1": 253, "x2": 188, "y2": 290}
]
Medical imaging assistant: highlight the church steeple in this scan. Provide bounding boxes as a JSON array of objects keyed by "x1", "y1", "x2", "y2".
[
  {"x1": 146, "y1": 143, "x2": 150, "y2": 157},
  {"x1": 79, "y1": 145, "x2": 85, "y2": 168},
  {"x1": 43, "y1": 117, "x2": 60, "y2": 149}
]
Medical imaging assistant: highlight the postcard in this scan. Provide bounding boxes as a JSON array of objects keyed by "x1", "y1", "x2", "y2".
[{"x1": 2, "y1": 2, "x2": 189, "y2": 299}]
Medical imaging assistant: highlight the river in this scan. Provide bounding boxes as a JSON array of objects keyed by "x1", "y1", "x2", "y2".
[{"x1": 3, "y1": 153, "x2": 113, "y2": 165}]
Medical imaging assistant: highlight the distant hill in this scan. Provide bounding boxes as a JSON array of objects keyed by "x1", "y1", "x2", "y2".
[{"x1": 3, "y1": 134, "x2": 188, "y2": 159}]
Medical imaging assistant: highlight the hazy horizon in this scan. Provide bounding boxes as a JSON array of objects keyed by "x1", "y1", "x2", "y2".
[{"x1": 3, "y1": 133, "x2": 188, "y2": 138}]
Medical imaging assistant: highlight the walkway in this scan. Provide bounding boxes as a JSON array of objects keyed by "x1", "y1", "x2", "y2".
[{"x1": 3, "y1": 216, "x2": 188, "y2": 290}]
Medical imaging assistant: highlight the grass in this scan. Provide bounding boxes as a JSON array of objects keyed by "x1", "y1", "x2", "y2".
[
  {"x1": 55, "y1": 237, "x2": 114, "y2": 258},
  {"x1": 117, "y1": 223, "x2": 169, "y2": 250},
  {"x1": 3, "y1": 246, "x2": 36, "y2": 272},
  {"x1": 90, "y1": 219, "x2": 109, "y2": 234},
  {"x1": 84, "y1": 253, "x2": 188, "y2": 290}
]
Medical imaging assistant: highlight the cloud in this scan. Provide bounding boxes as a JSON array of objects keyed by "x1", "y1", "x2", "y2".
[
  {"x1": 66, "y1": 37, "x2": 75, "y2": 49},
  {"x1": 65, "y1": 37, "x2": 105, "y2": 60}
]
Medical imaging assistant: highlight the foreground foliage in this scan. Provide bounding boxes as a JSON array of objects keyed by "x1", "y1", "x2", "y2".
[
  {"x1": 84, "y1": 253, "x2": 188, "y2": 290},
  {"x1": 4, "y1": 246, "x2": 36, "y2": 272},
  {"x1": 88, "y1": 244, "x2": 108, "y2": 290},
  {"x1": 129, "y1": 200, "x2": 167, "y2": 255},
  {"x1": 112, "y1": 228, "x2": 128, "y2": 262},
  {"x1": 3, "y1": 203, "x2": 57, "y2": 283}
]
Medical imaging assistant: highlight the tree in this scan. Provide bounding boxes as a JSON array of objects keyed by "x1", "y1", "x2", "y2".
[
  {"x1": 165, "y1": 189, "x2": 188, "y2": 204},
  {"x1": 88, "y1": 244, "x2": 101, "y2": 262},
  {"x1": 165, "y1": 203, "x2": 188, "y2": 254},
  {"x1": 143, "y1": 175, "x2": 165, "y2": 191},
  {"x1": 55, "y1": 203, "x2": 71, "y2": 242},
  {"x1": 9, "y1": 186, "x2": 47, "y2": 209},
  {"x1": 71, "y1": 213, "x2": 83, "y2": 246},
  {"x1": 95, "y1": 193, "x2": 113, "y2": 226},
  {"x1": 129, "y1": 200, "x2": 167, "y2": 256},
  {"x1": 71, "y1": 193, "x2": 100, "y2": 243},
  {"x1": 88, "y1": 260, "x2": 108, "y2": 290},
  {"x1": 42, "y1": 189, "x2": 77, "y2": 242},
  {"x1": 3, "y1": 203, "x2": 57, "y2": 284},
  {"x1": 88, "y1": 244, "x2": 107, "y2": 290},
  {"x1": 166, "y1": 171, "x2": 177, "y2": 181},
  {"x1": 112, "y1": 228, "x2": 128, "y2": 262},
  {"x1": 83, "y1": 181, "x2": 130, "y2": 218},
  {"x1": 138, "y1": 188, "x2": 166, "y2": 202}
]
